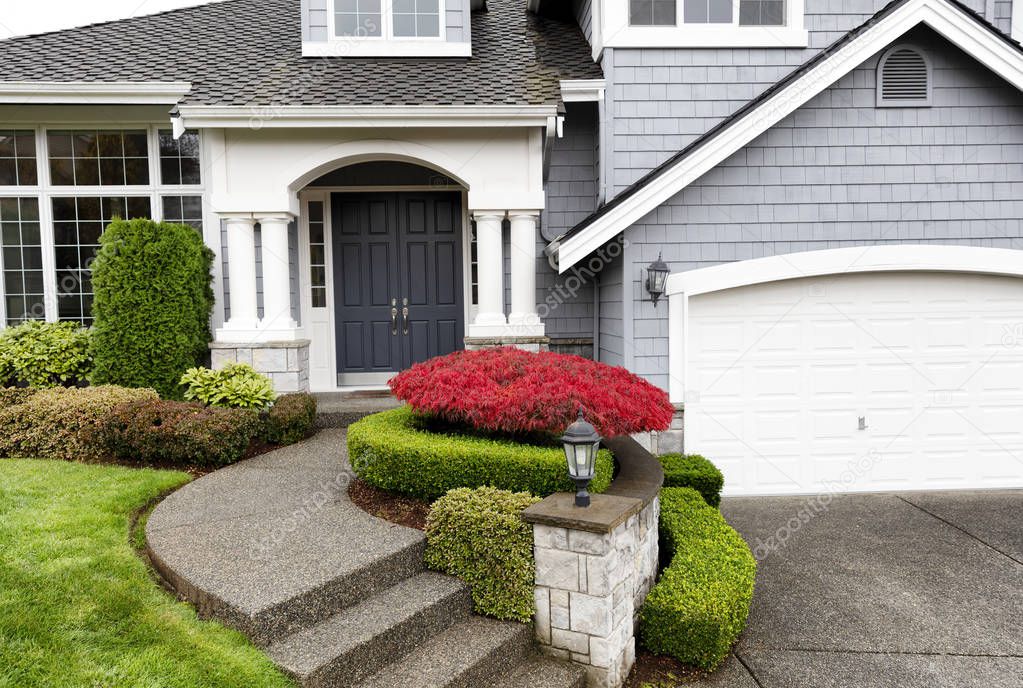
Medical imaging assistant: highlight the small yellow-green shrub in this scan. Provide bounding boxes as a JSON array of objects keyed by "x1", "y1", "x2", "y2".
[
  {"x1": 425, "y1": 487, "x2": 540, "y2": 622},
  {"x1": 659, "y1": 454, "x2": 725, "y2": 507}
]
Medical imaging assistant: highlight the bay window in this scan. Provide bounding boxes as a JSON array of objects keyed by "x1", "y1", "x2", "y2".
[
  {"x1": 333, "y1": 0, "x2": 441, "y2": 39},
  {"x1": 619, "y1": 0, "x2": 806, "y2": 46},
  {"x1": 0, "y1": 125, "x2": 206, "y2": 327}
]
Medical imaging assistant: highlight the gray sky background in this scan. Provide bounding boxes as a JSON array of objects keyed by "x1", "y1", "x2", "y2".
[{"x1": 0, "y1": 0, "x2": 219, "y2": 39}]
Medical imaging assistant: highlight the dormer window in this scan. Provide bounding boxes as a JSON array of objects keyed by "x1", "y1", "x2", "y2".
[
  {"x1": 304, "y1": 0, "x2": 470, "y2": 57},
  {"x1": 616, "y1": 0, "x2": 807, "y2": 47}
]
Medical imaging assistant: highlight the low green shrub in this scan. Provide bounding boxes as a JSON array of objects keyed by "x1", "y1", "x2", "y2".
[
  {"x1": 659, "y1": 454, "x2": 725, "y2": 507},
  {"x1": 91, "y1": 399, "x2": 260, "y2": 467},
  {"x1": 425, "y1": 487, "x2": 540, "y2": 622},
  {"x1": 0, "y1": 386, "x2": 158, "y2": 461},
  {"x1": 347, "y1": 407, "x2": 614, "y2": 500},
  {"x1": 260, "y1": 393, "x2": 317, "y2": 446},
  {"x1": 0, "y1": 387, "x2": 37, "y2": 409},
  {"x1": 0, "y1": 320, "x2": 92, "y2": 389},
  {"x1": 181, "y1": 364, "x2": 276, "y2": 410},
  {"x1": 639, "y1": 488, "x2": 756, "y2": 670}
]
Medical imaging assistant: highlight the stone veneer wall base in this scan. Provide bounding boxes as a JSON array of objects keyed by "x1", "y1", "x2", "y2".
[{"x1": 210, "y1": 340, "x2": 311, "y2": 393}]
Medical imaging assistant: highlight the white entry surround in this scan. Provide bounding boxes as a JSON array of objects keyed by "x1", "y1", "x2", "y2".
[
  {"x1": 667, "y1": 245, "x2": 1023, "y2": 496},
  {"x1": 193, "y1": 117, "x2": 551, "y2": 389}
]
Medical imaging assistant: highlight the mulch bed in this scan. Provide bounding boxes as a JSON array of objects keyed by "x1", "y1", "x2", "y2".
[
  {"x1": 348, "y1": 478, "x2": 431, "y2": 531},
  {"x1": 625, "y1": 651, "x2": 704, "y2": 687}
]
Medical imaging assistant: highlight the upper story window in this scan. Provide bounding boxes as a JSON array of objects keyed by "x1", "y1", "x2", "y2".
[
  {"x1": 333, "y1": 0, "x2": 441, "y2": 40},
  {"x1": 615, "y1": 0, "x2": 807, "y2": 48}
]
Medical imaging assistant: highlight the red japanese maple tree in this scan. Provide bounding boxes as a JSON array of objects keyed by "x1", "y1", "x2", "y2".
[{"x1": 389, "y1": 347, "x2": 674, "y2": 438}]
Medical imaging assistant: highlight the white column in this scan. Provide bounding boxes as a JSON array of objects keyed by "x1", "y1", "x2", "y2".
[
  {"x1": 470, "y1": 212, "x2": 507, "y2": 335},
  {"x1": 508, "y1": 211, "x2": 544, "y2": 336},
  {"x1": 257, "y1": 213, "x2": 299, "y2": 338},
  {"x1": 217, "y1": 215, "x2": 259, "y2": 341}
]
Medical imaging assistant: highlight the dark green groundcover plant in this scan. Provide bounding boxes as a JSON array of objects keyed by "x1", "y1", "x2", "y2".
[{"x1": 90, "y1": 218, "x2": 215, "y2": 398}]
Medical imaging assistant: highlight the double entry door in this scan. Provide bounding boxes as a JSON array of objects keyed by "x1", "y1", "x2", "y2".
[{"x1": 332, "y1": 192, "x2": 465, "y2": 386}]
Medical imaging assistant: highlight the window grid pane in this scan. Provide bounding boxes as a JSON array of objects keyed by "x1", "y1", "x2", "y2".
[
  {"x1": 308, "y1": 201, "x2": 327, "y2": 308},
  {"x1": 158, "y1": 130, "x2": 202, "y2": 185},
  {"x1": 334, "y1": 0, "x2": 382, "y2": 37},
  {"x1": 51, "y1": 195, "x2": 151, "y2": 325},
  {"x1": 684, "y1": 0, "x2": 733, "y2": 23},
  {"x1": 1, "y1": 197, "x2": 44, "y2": 324},
  {"x1": 630, "y1": 0, "x2": 677, "y2": 25},
  {"x1": 393, "y1": 0, "x2": 441, "y2": 37},
  {"x1": 162, "y1": 195, "x2": 204, "y2": 231},
  {"x1": 47, "y1": 130, "x2": 150, "y2": 187},
  {"x1": 0, "y1": 131, "x2": 38, "y2": 187},
  {"x1": 739, "y1": 0, "x2": 784, "y2": 25}
]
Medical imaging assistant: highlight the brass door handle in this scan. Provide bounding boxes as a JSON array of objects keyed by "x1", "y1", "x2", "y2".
[
  {"x1": 402, "y1": 298, "x2": 410, "y2": 336},
  {"x1": 391, "y1": 299, "x2": 399, "y2": 336}
]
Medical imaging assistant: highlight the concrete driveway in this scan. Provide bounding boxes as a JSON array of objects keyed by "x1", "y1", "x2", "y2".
[{"x1": 702, "y1": 491, "x2": 1023, "y2": 688}]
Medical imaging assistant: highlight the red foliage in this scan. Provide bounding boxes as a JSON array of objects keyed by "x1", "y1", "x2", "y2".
[{"x1": 389, "y1": 348, "x2": 673, "y2": 438}]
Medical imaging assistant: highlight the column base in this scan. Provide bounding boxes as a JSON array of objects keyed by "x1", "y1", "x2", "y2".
[
  {"x1": 464, "y1": 335, "x2": 550, "y2": 354},
  {"x1": 210, "y1": 340, "x2": 311, "y2": 393}
]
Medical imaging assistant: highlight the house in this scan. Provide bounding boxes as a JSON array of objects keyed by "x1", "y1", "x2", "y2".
[{"x1": 1, "y1": 0, "x2": 1021, "y2": 495}]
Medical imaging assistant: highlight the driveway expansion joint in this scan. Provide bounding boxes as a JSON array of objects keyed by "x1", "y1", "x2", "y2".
[{"x1": 896, "y1": 495, "x2": 1023, "y2": 566}]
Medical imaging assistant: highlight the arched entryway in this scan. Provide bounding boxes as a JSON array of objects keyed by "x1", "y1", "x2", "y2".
[{"x1": 299, "y1": 161, "x2": 471, "y2": 387}]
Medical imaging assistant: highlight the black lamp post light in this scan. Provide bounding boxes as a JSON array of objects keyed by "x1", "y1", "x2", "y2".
[
  {"x1": 562, "y1": 408, "x2": 601, "y2": 507},
  {"x1": 646, "y1": 253, "x2": 670, "y2": 307}
]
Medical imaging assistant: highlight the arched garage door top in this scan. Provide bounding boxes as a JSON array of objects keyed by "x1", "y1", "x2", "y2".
[{"x1": 666, "y1": 245, "x2": 1023, "y2": 298}]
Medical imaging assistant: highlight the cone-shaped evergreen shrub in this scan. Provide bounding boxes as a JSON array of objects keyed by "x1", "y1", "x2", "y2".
[{"x1": 90, "y1": 218, "x2": 215, "y2": 398}]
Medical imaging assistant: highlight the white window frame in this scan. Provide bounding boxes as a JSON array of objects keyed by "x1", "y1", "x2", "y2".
[
  {"x1": 0, "y1": 123, "x2": 207, "y2": 327},
  {"x1": 605, "y1": 0, "x2": 807, "y2": 48},
  {"x1": 304, "y1": 0, "x2": 472, "y2": 57}
]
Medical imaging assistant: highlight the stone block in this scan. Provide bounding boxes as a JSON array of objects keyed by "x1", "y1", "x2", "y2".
[
  {"x1": 569, "y1": 529, "x2": 610, "y2": 556},
  {"x1": 657, "y1": 429, "x2": 685, "y2": 455},
  {"x1": 586, "y1": 554, "x2": 612, "y2": 596},
  {"x1": 272, "y1": 372, "x2": 301, "y2": 393},
  {"x1": 552, "y1": 628, "x2": 589, "y2": 654},
  {"x1": 570, "y1": 592, "x2": 613, "y2": 637},
  {"x1": 589, "y1": 636, "x2": 612, "y2": 669},
  {"x1": 550, "y1": 589, "x2": 570, "y2": 629},
  {"x1": 534, "y1": 589, "x2": 551, "y2": 644},
  {"x1": 236, "y1": 348, "x2": 254, "y2": 366},
  {"x1": 253, "y1": 347, "x2": 288, "y2": 372},
  {"x1": 535, "y1": 524, "x2": 569, "y2": 550},
  {"x1": 210, "y1": 348, "x2": 236, "y2": 369},
  {"x1": 535, "y1": 548, "x2": 581, "y2": 591}
]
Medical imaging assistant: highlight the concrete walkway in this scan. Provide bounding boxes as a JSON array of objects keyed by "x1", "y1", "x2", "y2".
[{"x1": 711, "y1": 491, "x2": 1023, "y2": 688}]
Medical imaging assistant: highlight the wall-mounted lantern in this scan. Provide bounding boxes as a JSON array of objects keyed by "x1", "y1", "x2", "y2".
[{"x1": 646, "y1": 253, "x2": 670, "y2": 306}]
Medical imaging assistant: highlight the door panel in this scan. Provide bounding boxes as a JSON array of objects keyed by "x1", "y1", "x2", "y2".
[{"x1": 332, "y1": 191, "x2": 464, "y2": 385}]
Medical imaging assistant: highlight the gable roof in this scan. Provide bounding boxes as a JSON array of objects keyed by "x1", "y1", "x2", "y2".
[
  {"x1": 0, "y1": 0, "x2": 601, "y2": 108},
  {"x1": 552, "y1": 0, "x2": 1023, "y2": 272}
]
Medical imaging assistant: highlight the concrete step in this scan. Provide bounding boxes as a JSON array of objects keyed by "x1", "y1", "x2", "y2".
[
  {"x1": 499, "y1": 657, "x2": 589, "y2": 688},
  {"x1": 355, "y1": 616, "x2": 532, "y2": 688},
  {"x1": 268, "y1": 572, "x2": 472, "y2": 688},
  {"x1": 314, "y1": 394, "x2": 402, "y2": 429}
]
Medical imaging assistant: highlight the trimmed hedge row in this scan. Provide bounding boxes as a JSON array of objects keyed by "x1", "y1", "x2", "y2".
[
  {"x1": 347, "y1": 406, "x2": 614, "y2": 500},
  {"x1": 639, "y1": 488, "x2": 756, "y2": 670},
  {"x1": 0, "y1": 386, "x2": 159, "y2": 461},
  {"x1": 90, "y1": 399, "x2": 261, "y2": 467},
  {"x1": 425, "y1": 487, "x2": 540, "y2": 622},
  {"x1": 261, "y1": 393, "x2": 317, "y2": 445},
  {"x1": 659, "y1": 454, "x2": 725, "y2": 507}
]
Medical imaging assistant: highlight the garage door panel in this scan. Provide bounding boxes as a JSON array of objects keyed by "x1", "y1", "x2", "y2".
[{"x1": 685, "y1": 270, "x2": 1023, "y2": 495}]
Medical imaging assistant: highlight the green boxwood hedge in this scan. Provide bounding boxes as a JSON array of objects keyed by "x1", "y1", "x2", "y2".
[
  {"x1": 425, "y1": 487, "x2": 540, "y2": 622},
  {"x1": 347, "y1": 406, "x2": 614, "y2": 500},
  {"x1": 659, "y1": 454, "x2": 725, "y2": 507},
  {"x1": 639, "y1": 487, "x2": 756, "y2": 670}
]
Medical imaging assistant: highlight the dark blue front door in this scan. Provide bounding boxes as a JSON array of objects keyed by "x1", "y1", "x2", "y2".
[{"x1": 332, "y1": 192, "x2": 464, "y2": 385}]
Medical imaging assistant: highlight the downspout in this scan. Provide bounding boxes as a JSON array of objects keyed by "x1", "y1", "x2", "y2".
[{"x1": 593, "y1": 270, "x2": 601, "y2": 361}]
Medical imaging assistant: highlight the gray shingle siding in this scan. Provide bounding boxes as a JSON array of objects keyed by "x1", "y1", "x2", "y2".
[
  {"x1": 621, "y1": 28, "x2": 1023, "y2": 391},
  {"x1": 597, "y1": 243, "x2": 624, "y2": 365},
  {"x1": 446, "y1": 0, "x2": 471, "y2": 43},
  {"x1": 307, "y1": 0, "x2": 328, "y2": 41},
  {"x1": 573, "y1": 0, "x2": 594, "y2": 46},
  {"x1": 605, "y1": 0, "x2": 994, "y2": 194}
]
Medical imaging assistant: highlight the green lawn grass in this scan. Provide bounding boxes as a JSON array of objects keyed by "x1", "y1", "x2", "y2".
[{"x1": 0, "y1": 459, "x2": 294, "y2": 688}]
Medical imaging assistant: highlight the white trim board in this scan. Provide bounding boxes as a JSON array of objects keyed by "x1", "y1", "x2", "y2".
[
  {"x1": 0, "y1": 82, "x2": 192, "y2": 104},
  {"x1": 176, "y1": 105, "x2": 556, "y2": 130},
  {"x1": 665, "y1": 245, "x2": 1023, "y2": 403},
  {"x1": 555, "y1": 0, "x2": 1023, "y2": 272}
]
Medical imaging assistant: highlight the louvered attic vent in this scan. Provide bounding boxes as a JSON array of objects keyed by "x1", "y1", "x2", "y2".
[{"x1": 877, "y1": 45, "x2": 931, "y2": 107}]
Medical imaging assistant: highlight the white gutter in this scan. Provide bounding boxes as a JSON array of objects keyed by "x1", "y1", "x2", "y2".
[
  {"x1": 0, "y1": 81, "x2": 192, "y2": 104},
  {"x1": 176, "y1": 105, "x2": 559, "y2": 129}
]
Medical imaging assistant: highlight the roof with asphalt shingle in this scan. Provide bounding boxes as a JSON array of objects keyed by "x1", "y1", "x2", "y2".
[{"x1": 0, "y1": 0, "x2": 602, "y2": 107}]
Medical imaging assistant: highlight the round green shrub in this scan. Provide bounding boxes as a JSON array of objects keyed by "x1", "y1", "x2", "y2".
[
  {"x1": 181, "y1": 364, "x2": 276, "y2": 410},
  {"x1": 425, "y1": 487, "x2": 540, "y2": 622},
  {"x1": 639, "y1": 488, "x2": 756, "y2": 670},
  {"x1": 260, "y1": 393, "x2": 317, "y2": 446},
  {"x1": 0, "y1": 320, "x2": 92, "y2": 388},
  {"x1": 659, "y1": 454, "x2": 725, "y2": 507},
  {"x1": 90, "y1": 399, "x2": 259, "y2": 467},
  {"x1": 90, "y1": 218, "x2": 215, "y2": 398},
  {"x1": 347, "y1": 406, "x2": 614, "y2": 501},
  {"x1": 0, "y1": 385, "x2": 159, "y2": 461}
]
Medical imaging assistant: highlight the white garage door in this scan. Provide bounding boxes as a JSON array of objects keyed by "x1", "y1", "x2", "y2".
[{"x1": 685, "y1": 271, "x2": 1023, "y2": 496}]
